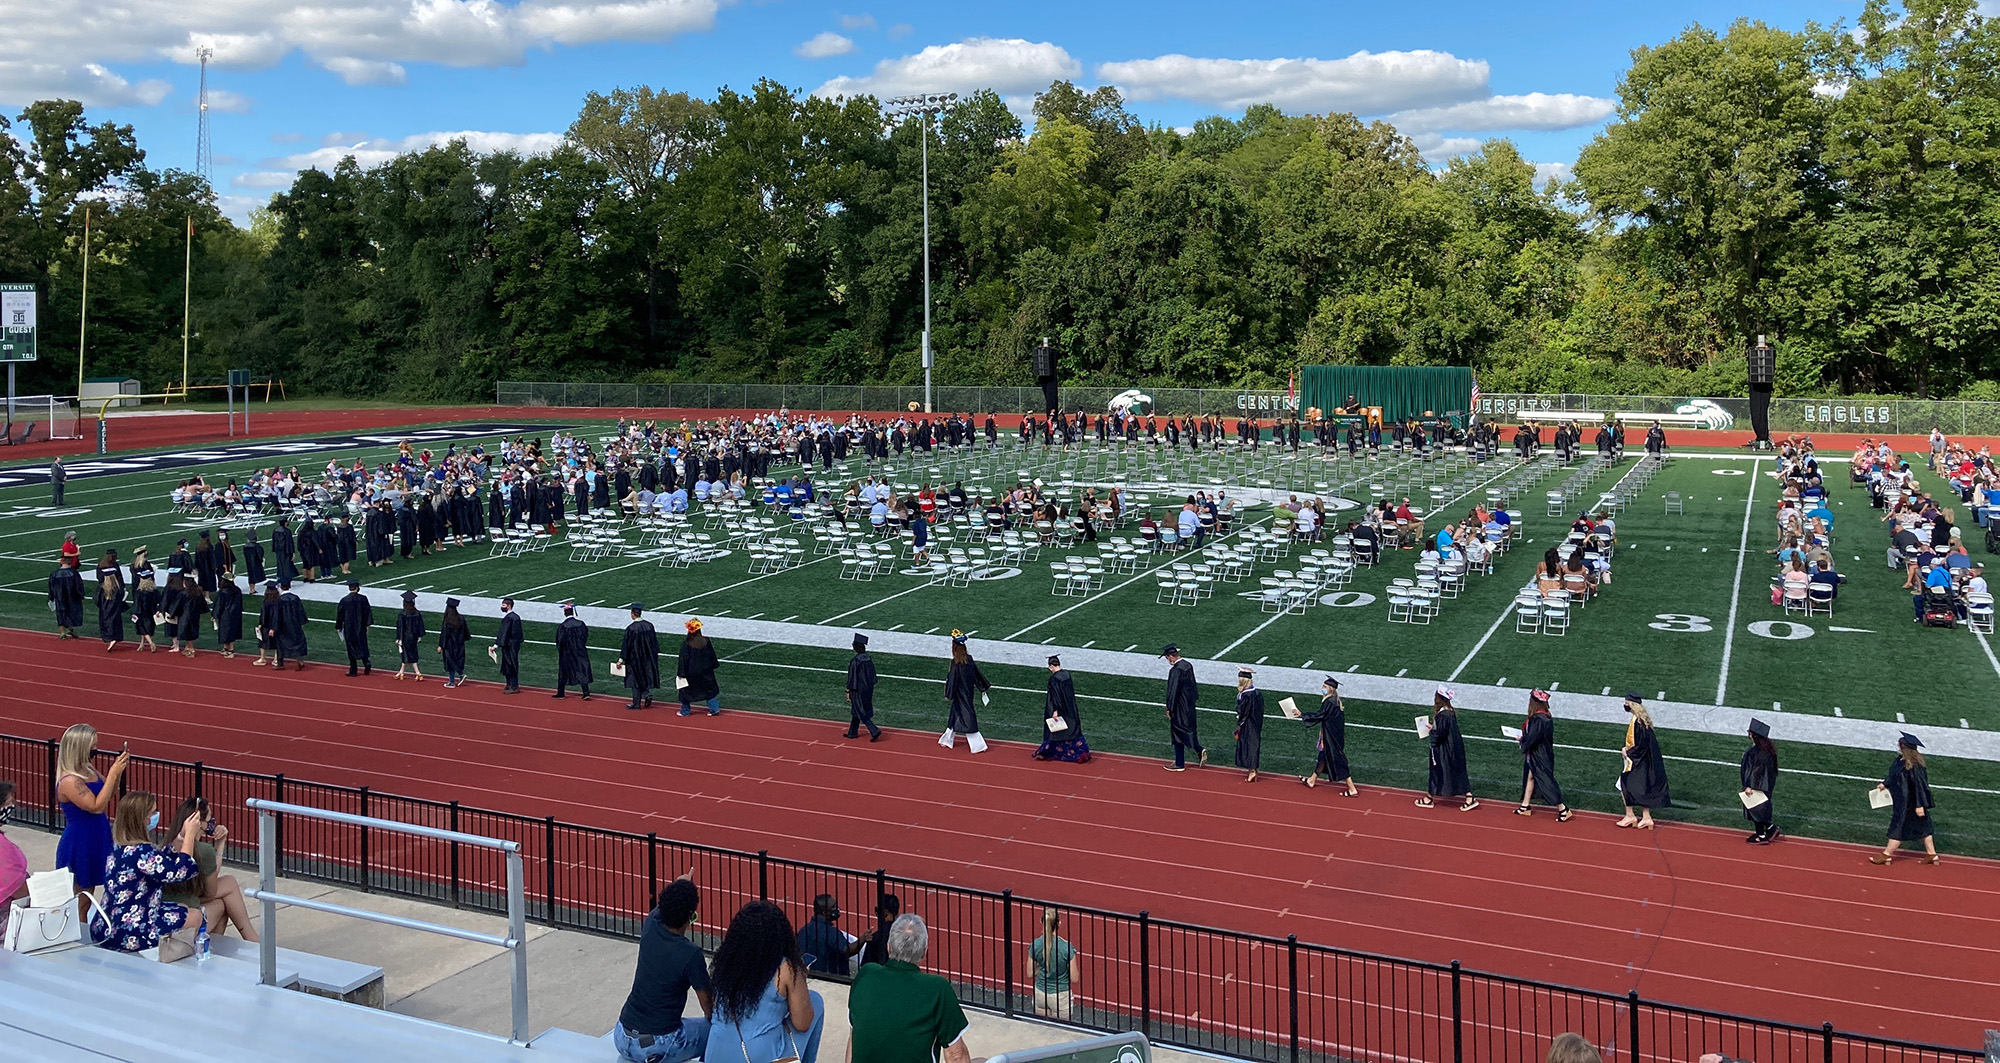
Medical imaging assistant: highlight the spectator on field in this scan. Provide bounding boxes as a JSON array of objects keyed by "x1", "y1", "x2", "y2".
[
  {"x1": 1029, "y1": 907, "x2": 1080, "y2": 1020},
  {"x1": 0, "y1": 781, "x2": 27, "y2": 938},
  {"x1": 98, "y1": 791, "x2": 205, "y2": 954},
  {"x1": 796, "y1": 893, "x2": 863, "y2": 976},
  {"x1": 1809, "y1": 557, "x2": 1843, "y2": 600},
  {"x1": 858, "y1": 893, "x2": 899, "y2": 968},
  {"x1": 615, "y1": 876, "x2": 714, "y2": 1063},
  {"x1": 847, "y1": 914, "x2": 973, "y2": 1063},
  {"x1": 1536, "y1": 548, "x2": 1564, "y2": 596},
  {"x1": 705, "y1": 901, "x2": 825, "y2": 1063},
  {"x1": 1545, "y1": 1033, "x2": 1604, "y2": 1063}
]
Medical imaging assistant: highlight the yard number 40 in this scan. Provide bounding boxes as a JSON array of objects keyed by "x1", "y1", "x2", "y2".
[{"x1": 1648, "y1": 614, "x2": 1714, "y2": 633}]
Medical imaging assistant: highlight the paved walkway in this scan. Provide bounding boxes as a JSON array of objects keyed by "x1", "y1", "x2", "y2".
[{"x1": 5, "y1": 828, "x2": 1209, "y2": 1062}]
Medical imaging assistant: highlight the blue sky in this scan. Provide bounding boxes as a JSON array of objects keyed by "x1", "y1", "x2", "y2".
[{"x1": 0, "y1": 1, "x2": 1859, "y2": 221}]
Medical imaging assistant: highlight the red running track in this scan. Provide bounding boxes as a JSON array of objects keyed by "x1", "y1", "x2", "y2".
[{"x1": 0, "y1": 626, "x2": 1993, "y2": 1050}]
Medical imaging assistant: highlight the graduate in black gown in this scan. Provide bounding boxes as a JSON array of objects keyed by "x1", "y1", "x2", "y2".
[
  {"x1": 47, "y1": 556, "x2": 85, "y2": 640},
  {"x1": 272, "y1": 519, "x2": 299, "y2": 585},
  {"x1": 1515, "y1": 689, "x2": 1570, "y2": 820},
  {"x1": 552, "y1": 603, "x2": 592, "y2": 699},
  {"x1": 940, "y1": 630, "x2": 989, "y2": 753},
  {"x1": 1420, "y1": 686, "x2": 1477, "y2": 811},
  {"x1": 396, "y1": 502, "x2": 418, "y2": 559},
  {"x1": 391, "y1": 590, "x2": 427, "y2": 681},
  {"x1": 132, "y1": 568, "x2": 161, "y2": 652},
  {"x1": 675, "y1": 618, "x2": 721, "y2": 716},
  {"x1": 297, "y1": 518, "x2": 321, "y2": 581},
  {"x1": 160, "y1": 570, "x2": 187, "y2": 646},
  {"x1": 335, "y1": 515, "x2": 357, "y2": 575},
  {"x1": 1871, "y1": 734, "x2": 1939, "y2": 865},
  {"x1": 274, "y1": 581, "x2": 309, "y2": 669},
  {"x1": 844, "y1": 633, "x2": 880, "y2": 740},
  {"x1": 437, "y1": 597, "x2": 470, "y2": 687},
  {"x1": 336, "y1": 578, "x2": 373, "y2": 676},
  {"x1": 212, "y1": 578, "x2": 244, "y2": 658},
  {"x1": 1232, "y1": 668, "x2": 1265, "y2": 782},
  {"x1": 193, "y1": 532, "x2": 219, "y2": 593},
  {"x1": 496, "y1": 598, "x2": 524, "y2": 693},
  {"x1": 1739, "y1": 718, "x2": 1777, "y2": 844},
  {"x1": 1300, "y1": 676, "x2": 1358, "y2": 795},
  {"x1": 175, "y1": 583, "x2": 207, "y2": 657},
  {"x1": 242, "y1": 530, "x2": 267, "y2": 586},
  {"x1": 1162, "y1": 644, "x2": 1205, "y2": 771},
  {"x1": 1033, "y1": 655, "x2": 1089, "y2": 763},
  {"x1": 365, "y1": 504, "x2": 394, "y2": 567},
  {"x1": 94, "y1": 552, "x2": 126, "y2": 650},
  {"x1": 618, "y1": 605, "x2": 659, "y2": 709},
  {"x1": 1616, "y1": 693, "x2": 1670, "y2": 829},
  {"x1": 254, "y1": 582, "x2": 281, "y2": 667}
]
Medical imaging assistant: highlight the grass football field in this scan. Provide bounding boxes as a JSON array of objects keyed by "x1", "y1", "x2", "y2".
[{"x1": 1, "y1": 418, "x2": 1995, "y2": 858}]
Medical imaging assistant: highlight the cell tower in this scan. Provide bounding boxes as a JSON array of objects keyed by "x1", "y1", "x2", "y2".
[{"x1": 195, "y1": 47, "x2": 213, "y2": 185}]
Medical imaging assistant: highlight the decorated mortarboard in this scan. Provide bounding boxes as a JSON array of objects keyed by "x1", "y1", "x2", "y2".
[
  {"x1": 1748, "y1": 718, "x2": 1770, "y2": 738},
  {"x1": 1435, "y1": 684, "x2": 1456, "y2": 701},
  {"x1": 1529, "y1": 688, "x2": 1552, "y2": 703},
  {"x1": 1899, "y1": 732, "x2": 1923, "y2": 749},
  {"x1": 950, "y1": 629, "x2": 968, "y2": 644},
  {"x1": 685, "y1": 617, "x2": 702, "y2": 630}
]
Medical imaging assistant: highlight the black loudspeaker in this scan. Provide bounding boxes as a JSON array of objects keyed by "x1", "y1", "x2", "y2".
[
  {"x1": 1747, "y1": 339, "x2": 1775, "y2": 386},
  {"x1": 1032, "y1": 343, "x2": 1055, "y2": 380}
]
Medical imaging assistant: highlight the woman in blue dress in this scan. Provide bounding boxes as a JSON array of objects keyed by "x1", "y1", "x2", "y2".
[
  {"x1": 54, "y1": 723, "x2": 128, "y2": 892},
  {"x1": 99, "y1": 791, "x2": 206, "y2": 954},
  {"x1": 704, "y1": 901, "x2": 824, "y2": 1063}
]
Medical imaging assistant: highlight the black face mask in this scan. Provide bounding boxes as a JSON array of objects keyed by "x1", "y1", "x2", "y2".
[{"x1": 0, "y1": 805, "x2": 13, "y2": 827}]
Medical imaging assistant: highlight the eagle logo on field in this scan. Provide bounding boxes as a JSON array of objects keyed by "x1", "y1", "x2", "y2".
[
  {"x1": 1108, "y1": 389, "x2": 1153, "y2": 415},
  {"x1": 1675, "y1": 398, "x2": 1735, "y2": 430}
]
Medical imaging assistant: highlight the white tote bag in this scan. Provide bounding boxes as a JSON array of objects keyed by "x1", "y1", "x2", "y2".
[{"x1": 4, "y1": 897, "x2": 85, "y2": 955}]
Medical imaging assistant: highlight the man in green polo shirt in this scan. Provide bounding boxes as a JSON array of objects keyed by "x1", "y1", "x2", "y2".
[{"x1": 846, "y1": 914, "x2": 973, "y2": 1063}]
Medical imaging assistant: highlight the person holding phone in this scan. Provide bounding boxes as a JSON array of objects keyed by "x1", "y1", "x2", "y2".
[
  {"x1": 99, "y1": 791, "x2": 205, "y2": 954},
  {"x1": 158, "y1": 797, "x2": 259, "y2": 941},
  {"x1": 55, "y1": 724, "x2": 128, "y2": 893}
]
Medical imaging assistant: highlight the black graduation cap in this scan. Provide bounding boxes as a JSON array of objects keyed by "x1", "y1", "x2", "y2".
[
  {"x1": 1899, "y1": 732, "x2": 1923, "y2": 749},
  {"x1": 401, "y1": 590, "x2": 417, "y2": 602},
  {"x1": 347, "y1": 578, "x2": 361, "y2": 588},
  {"x1": 853, "y1": 633, "x2": 868, "y2": 650},
  {"x1": 1047, "y1": 655, "x2": 1061, "y2": 667},
  {"x1": 627, "y1": 602, "x2": 645, "y2": 613},
  {"x1": 263, "y1": 580, "x2": 278, "y2": 590},
  {"x1": 1623, "y1": 690, "x2": 1645, "y2": 704},
  {"x1": 445, "y1": 597, "x2": 460, "y2": 608},
  {"x1": 1160, "y1": 643, "x2": 1179, "y2": 657},
  {"x1": 1238, "y1": 667, "x2": 1254, "y2": 678},
  {"x1": 278, "y1": 580, "x2": 292, "y2": 590},
  {"x1": 1323, "y1": 675, "x2": 1339, "y2": 688},
  {"x1": 1748, "y1": 718, "x2": 1770, "y2": 738}
]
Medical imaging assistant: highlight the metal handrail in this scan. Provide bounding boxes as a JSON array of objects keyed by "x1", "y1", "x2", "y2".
[{"x1": 243, "y1": 797, "x2": 531, "y2": 1043}]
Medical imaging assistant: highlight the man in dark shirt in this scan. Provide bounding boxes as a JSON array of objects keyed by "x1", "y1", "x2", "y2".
[
  {"x1": 614, "y1": 877, "x2": 713, "y2": 1063},
  {"x1": 858, "y1": 892, "x2": 900, "y2": 968},
  {"x1": 796, "y1": 893, "x2": 864, "y2": 976}
]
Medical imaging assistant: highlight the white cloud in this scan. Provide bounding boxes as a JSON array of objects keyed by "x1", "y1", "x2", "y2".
[
  {"x1": 269, "y1": 129, "x2": 565, "y2": 174},
  {"x1": 886, "y1": 23, "x2": 911, "y2": 39},
  {"x1": 1407, "y1": 133, "x2": 1483, "y2": 159},
  {"x1": 205, "y1": 88, "x2": 254, "y2": 114},
  {"x1": 1532, "y1": 161, "x2": 1573, "y2": 188},
  {"x1": 838, "y1": 12, "x2": 875, "y2": 30},
  {"x1": 814, "y1": 37, "x2": 1080, "y2": 102},
  {"x1": 1097, "y1": 50, "x2": 1489, "y2": 114},
  {"x1": 231, "y1": 170, "x2": 296, "y2": 189},
  {"x1": 0, "y1": 0, "x2": 724, "y2": 107},
  {"x1": 1387, "y1": 92, "x2": 1614, "y2": 134},
  {"x1": 795, "y1": 32, "x2": 855, "y2": 60}
]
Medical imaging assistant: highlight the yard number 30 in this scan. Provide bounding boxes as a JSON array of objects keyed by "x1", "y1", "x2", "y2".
[{"x1": 1648, "y1": 614, "x2": 1714, "y2": 633}]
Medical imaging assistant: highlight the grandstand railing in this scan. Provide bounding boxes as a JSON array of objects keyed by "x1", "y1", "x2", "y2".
[
  {"x1": 0, "y1": 731, "x2": 1979, "y2": 1063},
  {"x1": 495, "y1": 381, "x2": 2000, "y2": 436}
]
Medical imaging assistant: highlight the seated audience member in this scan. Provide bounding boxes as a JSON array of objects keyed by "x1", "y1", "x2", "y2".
[
  {"x1": 0, "y1": 781, "x2": 26, "y2": 937},
  {"x1": 615, "y1": 876, "x2": 715, "y2": 1063},
  {"x1": 858, "y1": 893, "x2": 900, "y2": 968},
  {"x1": 796, "y1": 893, "x2": 863, "y2": 976},
  {"x1": 1809, "y1": 558, "x2": 1843, "y2": 599},
  {"x1": 848, "y1": 914, "x2": 973, "y2": 1063},
  {"x1": 99, "y1": 791, "x2": 206, "y2": 954},
  {"x1": 704, "y1": 901, "x2": 825, "y2": 1063},
  {"x1": 157, "y1": 797, "x2": 258, "y2": 941},
  {"x1": 1546, "y1": 1032, "x2": 1605, "y2": 1063}
]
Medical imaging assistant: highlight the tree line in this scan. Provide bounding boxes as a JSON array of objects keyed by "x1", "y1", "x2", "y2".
[{"x1": 4, "y1": 0, "x2": 1999, "y2": 404}]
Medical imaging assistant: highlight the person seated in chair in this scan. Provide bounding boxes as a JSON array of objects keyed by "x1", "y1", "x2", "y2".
[{"x1": 1916, "y1": 559, "x2": 1954, "y2": 621}]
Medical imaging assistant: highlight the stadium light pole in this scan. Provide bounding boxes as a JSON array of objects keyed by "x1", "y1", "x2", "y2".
[{"x1": 885, "y1": 92, "x2": 956, "y2": 414}]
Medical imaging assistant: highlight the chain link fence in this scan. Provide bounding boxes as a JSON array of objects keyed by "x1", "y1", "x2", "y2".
[{"x1": 1476, "y1": 393, "x2": 2000, "y2": 436}]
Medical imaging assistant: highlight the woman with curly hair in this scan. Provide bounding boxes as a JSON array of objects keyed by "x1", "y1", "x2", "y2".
[{"x1": 704, "y1": 901, "x2": 825, "y2": 1063}]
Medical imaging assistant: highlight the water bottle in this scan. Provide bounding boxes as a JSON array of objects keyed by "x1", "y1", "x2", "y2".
[{"x1": 196, "y1": 920, "x2": 211, "y2": 965}]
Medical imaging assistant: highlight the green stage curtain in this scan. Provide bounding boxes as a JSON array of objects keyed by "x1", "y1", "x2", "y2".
[{"x1": 1300, "y1": 366, "x2": 1474, "y2": 423}]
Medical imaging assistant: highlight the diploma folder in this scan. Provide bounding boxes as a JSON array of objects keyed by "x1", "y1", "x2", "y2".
[
  {"x1": 675, "y1": 675, "x2": 689, "y2": 690},
  {"x1": 1046, "y1": 716, "x2": 1068, "y2": 733},
  {"x1": 1500, "y1": 726, "x2": 1523, "y2": 740},
  {"x1": 1278, "y1": 697, "x2": 1301, "y2": 720},
  {"x1": 1414, "y1": 715, "x2": 1432, "y2": 739},
  {"x1": 1869, "y1": 788, "x2": 1894, "y2": 809},
  {"x1": 1739, "y1": 789, "x2": 1766, "y2": 809},
  {"x1": 609, "y1": 661, "x2": 627, "y2": 678}
]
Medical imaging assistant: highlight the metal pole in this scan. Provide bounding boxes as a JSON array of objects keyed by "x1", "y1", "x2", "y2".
[
  {"x1": 258, "y1": 809, "x2": 278, "y2": 986},
  {"x1": 506, "y1": 849, "x2": 530, "y2": 1043},
  {"x1": 181, "y1": 214, "x2": 192, "y2": 398},
  {"x1": 76, "y1": 205, "x2": 89, "y2": 402},
  {"x1": 920, "y1": 110, "x2": 932, "y2": 415}
]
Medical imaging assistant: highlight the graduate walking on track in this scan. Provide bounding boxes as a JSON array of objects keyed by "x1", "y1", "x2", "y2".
[
  {"x1": 1740, "y1": 718, "x2": 1778, "y2": 843},
  {"x1": 1300, "y1": 676, "x2": 1358, "y2": 796},
  {"x1": 1871, "y1": 734, "x2": 1939, "y2": 865},
  {"x1": 1233, "y1": 668, "x2": 1265, "y2": 783},
  {"x1": 675, "y1": 618, "x2": 721, "y2": 716},
  {"x1": 1516, "y1": 689, "x2": 1571, "y2": 820},
  {"x1": 273, "y1": 581, "x2": 308, "y2": 669},
  {"x1": 47, "y1": 555, "x2": 84, "y2": 640},
  {"x1": 844, "y1": 633, "x2": 881, "y2": 741},
  {"x1": 438, "y1": 597, "x2": 470, "y2": 687},
  {"x1": 552, "y1": 603, "x2": 592, "y2": 700},
  {"x1": 1419, "y1": 686, "x2": 1477, "y2": 811},
  {"x1": 1033, "y1": 655, "x2": 1090, "y2": 763},
  {"x1": 393, "y1": 590, "x2": 426, "y2": 681},
  {"x1": 336, "y1": 578, "x2": 372, "y2": 676},
  {"x1": 940, "y1": 630, "x2": 989, "y2": 753},
  {"x1": 618, "y1": 605, "x2": 660, "y2": 710},
  {"x1": 1162, "y1": 644, "x2": 1206, "y2": 772},
  {"x1": 253, "y1": 582, "x2": 279, "y2": 667},
  {"x1": 495, "y1": 598, "x2": 524, "y2": 693},
  {"x1": 1616, "y1": 693, "x2": 1670, "y2": 829}
]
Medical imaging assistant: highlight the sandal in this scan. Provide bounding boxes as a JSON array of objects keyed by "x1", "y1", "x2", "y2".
[
  {"x1": 1340, "y1": 788, "x2": 1361, "y2": 799},
  {"x1": 1460, "y1": 798, "x2": 1481, "y2": 812},
  {"x1": 1300, "y1": 775, "x2": 1317, "y2": 788},
  {"x1": 1922, "y1": 854, "x2": 1940, "y2": 865},
  {"x1": 1514, "y1": 805, "x2": 1533, "y2": 816},
  {"x1": 1557, "y1": 807, "x2": 1574, "y2": 823},
  {"x1": 1614, "y1": 817, "x2": 1637, "y2": 829},
  {"x1": 1414, "y1": 797, "x2": 1435, "y2": 808},
  {"x1": 1868, "y1": 853, "x2": 1893, "y2": 865},
  {"x1": 1636, "y1": 819, "x2": 1655, "y2": 830}
]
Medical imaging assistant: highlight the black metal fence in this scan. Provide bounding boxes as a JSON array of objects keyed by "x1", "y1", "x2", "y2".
[{"x1": 2, "y1": 730, "x2": 1980, "y2": 1063}]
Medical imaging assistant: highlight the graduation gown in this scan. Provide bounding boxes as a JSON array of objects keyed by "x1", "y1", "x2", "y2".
[
  {"x1": 273, "y1": 525, "x2": 299, "y2": 583},
  {"x1": 258, "y1": 596, "x2": 281, "y2": 650},
  {"x1": 275, "y1": 592, "x2": 309, "y2": 659},
  {"x1": 396, "y1": 611, "x2": 427, "y2": 664},
  {"x1": 1519, "y1": 711, "x2": 1563, "y2": 806},
  {"x1": 47, "y1": 565, "x2": 85, "y2": 628},
  {"x1": 1302, "y1": 694, "x2": 1350, "y2": 781},
  {"x1": 93, "y1": 568, "x2": 125, "y2": 642},
  {"x1": 242, "y1": 541, "x2": 267, "y2": 586},
  {"x1": 439, "y1": 619, "x2": 469, "y2": 674},
  {"x1": 213, "y1": 582, "x2": 244, "y2": 644},
  {"x1": 177, "y1": 590, "x2": 207, "y2": 642},
  {"x1": 1034, "y1": 668, "x2": 1089, "y2": 762},
  {"x1": 335, "y1": 591, "x2": 373, "y2": 659},
  {"x1": 621, "y1": 620, "x2": 660, "y2": 693},
  {"x1": 396, "y1": 505, "x2": 418, "y2": 557},
  {"x1": 160, "y1": 583, "x2": 185, "y2": 639},
  {"x1": 1619, "y1": 722, "x2": 1672, "y2": 809},
  {"x1": 846, "y1": 652, "x2": 878, "y2": 733},
  {"x1": 1740, "y1": 745, "x2": 1776, "y2": 825},
  {"x1": 1884, "y1": 758, "x2": 1934, "y2": 841},
  {"x1": 1427, "y1": 709, "x2": 1472, "y2": 798},
  {"x1": 133, "y1": 585, "x2": 161, "y2": 637},
  {"x1": 194, "y1": 542, "x2": 219, "y2": 592},
  {"x1": 676, "y1": 634, "x2": 720, "y2": 701},
  {"x1": 364, "y1": 509, "x2": 393, "y2": 564},
  {"x1": 944, "y1": 659, "x2": 989, "y2": 734},
  {"x1": 554, "y1": 617, "x2": 593, "y2": 685},
  {"x1": 1165, "y1": 659, "x2": 1200, "y2": 747},
  {"x1": 1233, "y1": 688, "x2": 1265, "y2": 771},
  {"x1": 496, "y1": 612, "x2": 524, "y2": 683}
]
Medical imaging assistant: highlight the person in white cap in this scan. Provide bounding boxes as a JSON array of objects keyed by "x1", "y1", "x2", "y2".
[
  {"x1": 1418, "y1": 685, "x2": 1477, "y2": 812},
  {"x1": 940, "y1": 630, "x2": 989, "y2": 753}
]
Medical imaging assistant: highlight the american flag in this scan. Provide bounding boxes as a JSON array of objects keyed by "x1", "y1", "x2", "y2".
[{"x1": 1469, "y1": 376, "x2": 1481, "y2": 413}]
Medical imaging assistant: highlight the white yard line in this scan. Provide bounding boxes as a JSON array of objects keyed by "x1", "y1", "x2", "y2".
[
  {"x1": 1447, "y1": 604, "x2": 1514, "y2": 683},
  {"x1": 1714, "y1": 458, "x2": 1761, "y2": 706},
  {"x1": 1973, "y1": 626, "x2": 2000, "y2": 681}
]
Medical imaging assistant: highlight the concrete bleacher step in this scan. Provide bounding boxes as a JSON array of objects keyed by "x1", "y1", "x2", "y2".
[
  {"x1": 0, "y1": 945, "x2": 608, "y2": 1063},
  {"x1": 210, "y1": 934, "x2": 384, "y2": 1005}
]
